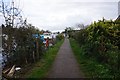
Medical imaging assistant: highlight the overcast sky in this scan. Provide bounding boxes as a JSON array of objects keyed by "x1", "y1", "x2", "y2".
[{"x1": 0, "y1": 0, "x2": 120, "y2": 32}]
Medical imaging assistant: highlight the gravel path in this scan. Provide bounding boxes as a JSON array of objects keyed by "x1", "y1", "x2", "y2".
[{"x1": 47, "y1": 38, "x2": 84, "y2": 78}]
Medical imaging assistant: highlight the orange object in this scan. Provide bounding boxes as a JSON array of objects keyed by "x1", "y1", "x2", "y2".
[{"x1": 46, "y1": 39, "x2": 49, "y2": 47}]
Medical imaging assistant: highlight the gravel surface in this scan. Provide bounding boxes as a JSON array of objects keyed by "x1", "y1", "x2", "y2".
[{"x1": 47, "y1": 38, "x2": 84, "y2": 78}]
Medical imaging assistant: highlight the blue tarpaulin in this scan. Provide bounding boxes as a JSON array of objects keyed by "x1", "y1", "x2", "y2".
[
  {"x1": 32, "y1": 34, "x2": 45, "y2": 43},
  {"x1": 40, "y1": 35, "x2": 44, "y2": 41},
  {"x1": 32, "y1": 34, "x2": 39, "y2": 38}
]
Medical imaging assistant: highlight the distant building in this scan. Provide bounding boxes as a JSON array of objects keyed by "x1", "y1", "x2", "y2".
[
  {"x1": 52, "y1": 32, "x2": 58, "y2": 39},
  {"x1": 43, "y1": 32, "x2": 52, "y2": 40}
]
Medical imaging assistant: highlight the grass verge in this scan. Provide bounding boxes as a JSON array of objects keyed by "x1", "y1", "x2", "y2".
[
  {"x1": 24, "y1": 39, "x2": 64, "y2": 78},
  {"x1": 69, "y1": 38, "x2": 89, "y2": 77},
  {"x1": 70, "y1": 38, "x2": 115, "y2": 78}
]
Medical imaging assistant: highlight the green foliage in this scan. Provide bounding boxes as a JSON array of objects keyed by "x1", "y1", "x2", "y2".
[
  {"x1": 25, "y1": 40, "x2": 64, "y2": 78},
  {"x1": 72, "y1": 19, "x2": 120, "y2": 78},
  {"x1": 56, "y1": 34, "x2": 64, "y2": 41},
  {"x1": 74, "y1": 29, "x2": 88, "y2": 46},
  {"x1": 2, "y1": 24, "x2": 43, "y2": 68},
  {"x1": 70, "y1": 38, "x2": 119, "y2": 78}
]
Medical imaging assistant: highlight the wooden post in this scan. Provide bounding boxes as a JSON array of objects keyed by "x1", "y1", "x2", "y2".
[
  {"x1": 36, "y1": 38, "x2": 39, "y2": 60},
  {"x1": 33, "y1": 51, "x2": 35, "y2": 62}
]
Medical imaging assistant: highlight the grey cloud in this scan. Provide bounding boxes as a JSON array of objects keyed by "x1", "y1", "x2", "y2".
[{"x1": 1, "y1": 0, "x2": 119, "y2": 32}]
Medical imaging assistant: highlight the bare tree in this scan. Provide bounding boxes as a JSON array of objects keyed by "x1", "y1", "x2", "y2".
[
  {"x1": 0, "y1": 0, "x2": 23, "y2": 28},
  {"x1": 77, "y1": 24, "x2": 84, "y2": 29}
]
